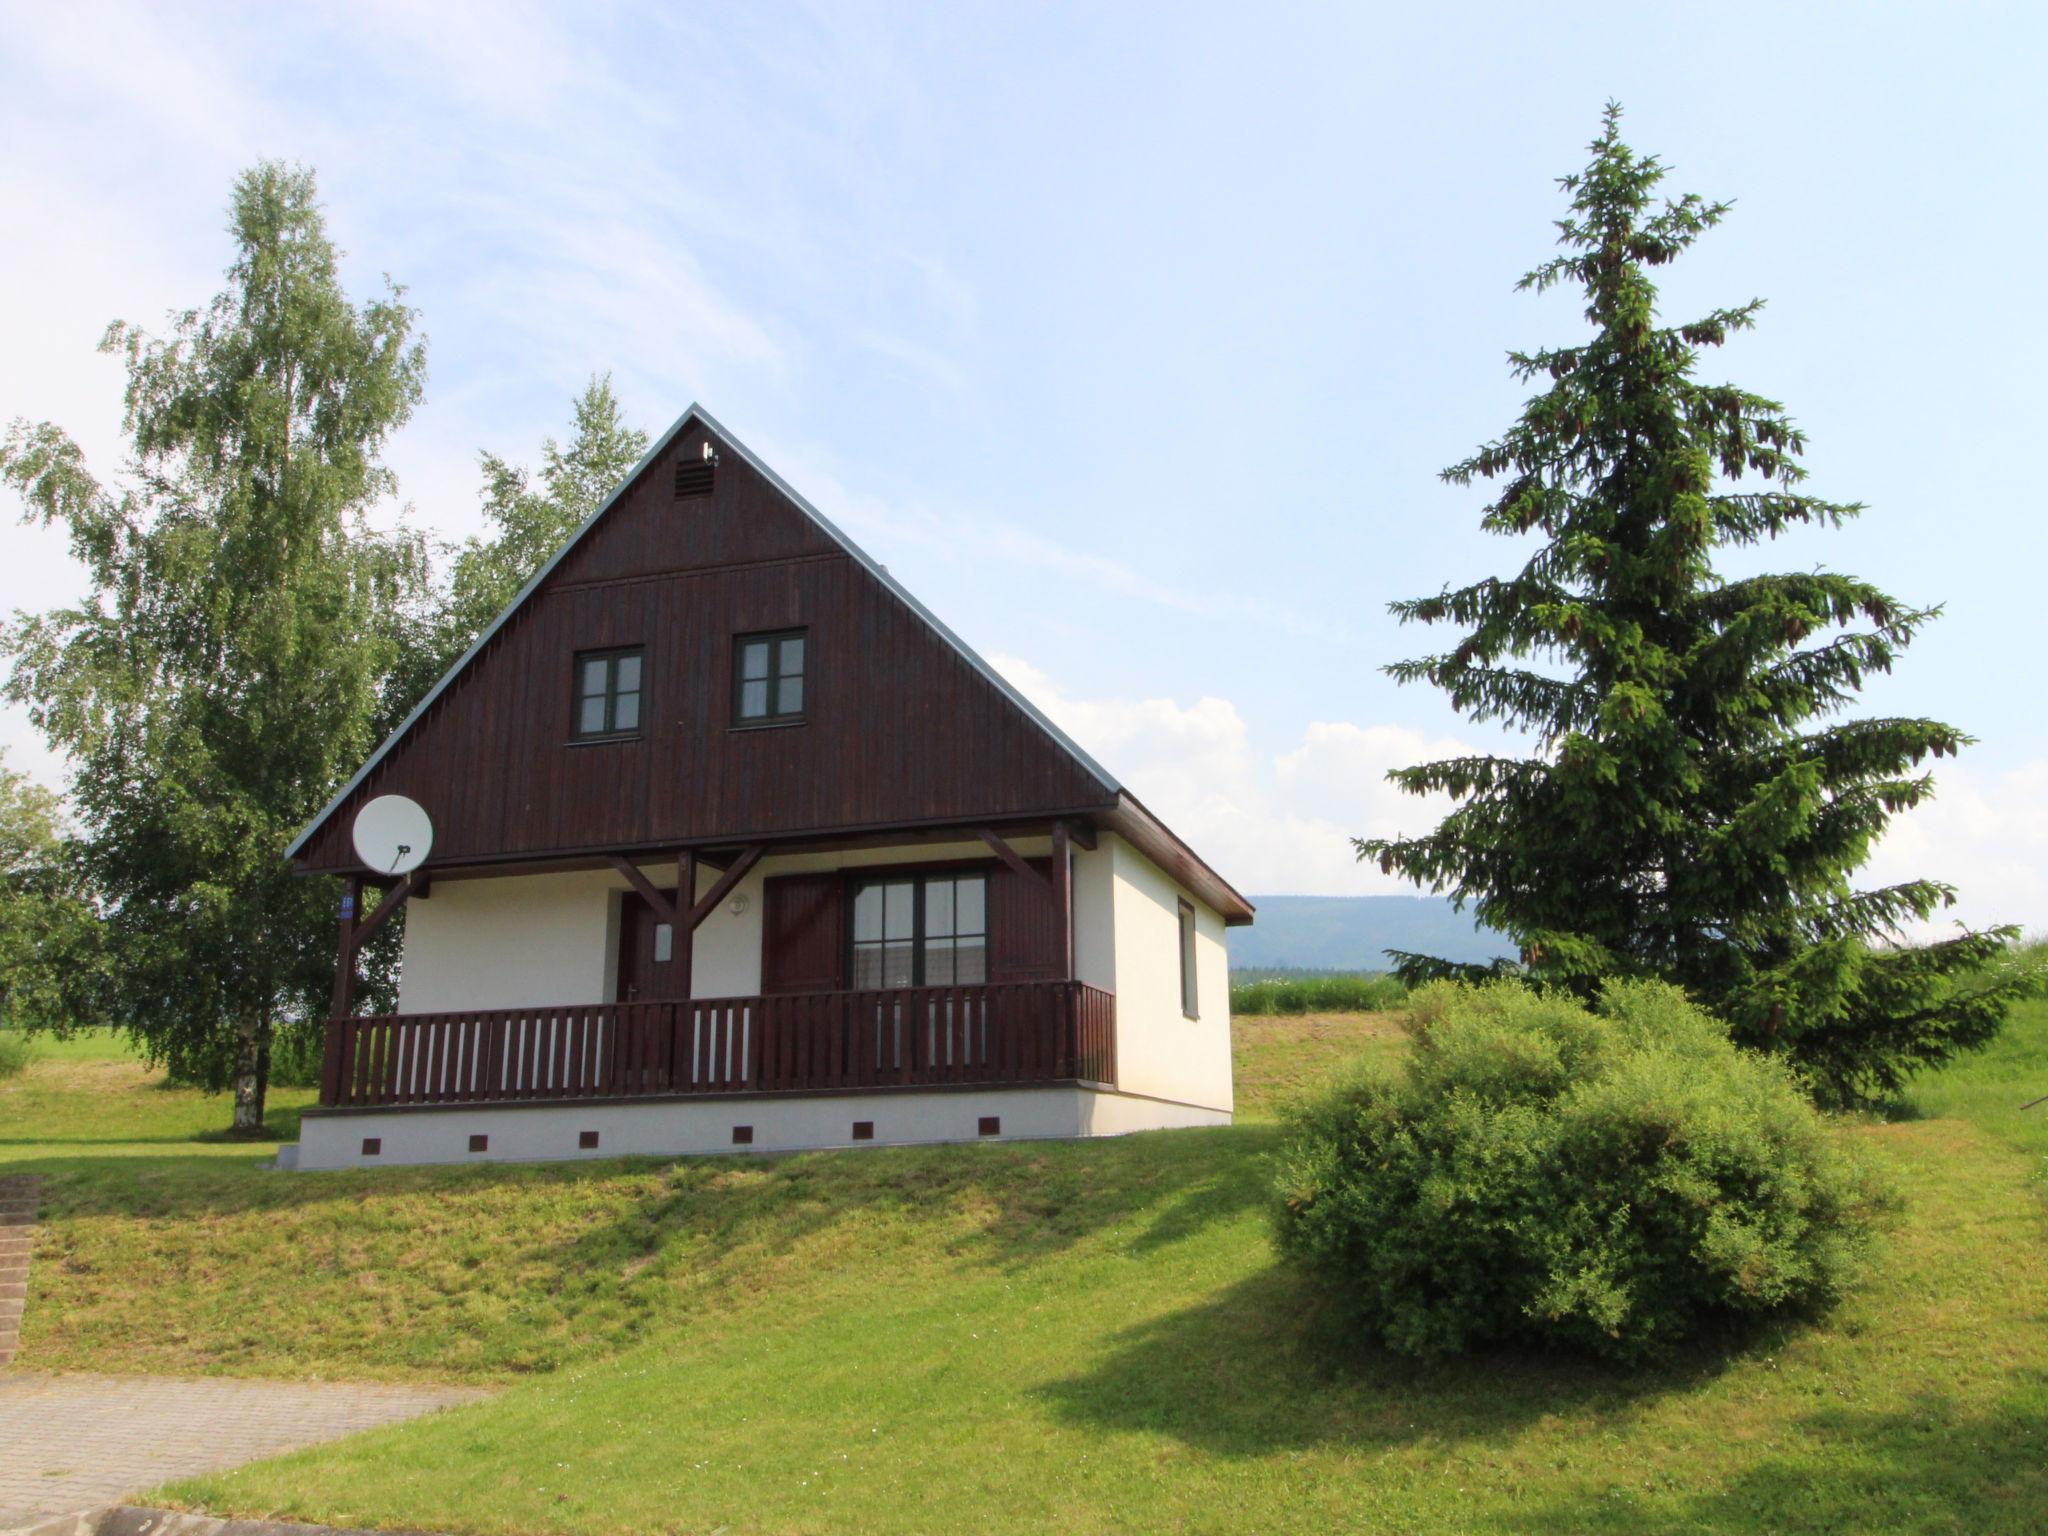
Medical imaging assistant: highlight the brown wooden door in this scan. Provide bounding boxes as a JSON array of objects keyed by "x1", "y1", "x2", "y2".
[{"x1": 616, "y1": 889, "x2": 686, "y2": 1002}]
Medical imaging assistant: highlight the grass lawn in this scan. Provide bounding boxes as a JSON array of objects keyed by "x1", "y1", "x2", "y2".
[{"x1": 3, "y1": 1006, "x2": 2045, "y2": 1534}]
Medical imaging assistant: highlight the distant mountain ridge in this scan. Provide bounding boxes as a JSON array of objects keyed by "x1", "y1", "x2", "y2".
[{"x1": 1229, "y1": 895, "x2": 1513, "y2": 971}]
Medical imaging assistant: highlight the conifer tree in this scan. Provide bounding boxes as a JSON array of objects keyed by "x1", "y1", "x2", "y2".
[{"x1": 1359, "y1": 106, "x2": 2027, "y2": 1104}]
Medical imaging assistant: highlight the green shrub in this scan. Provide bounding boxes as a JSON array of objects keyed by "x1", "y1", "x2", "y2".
[
  {"x1": 265, "y1": 1024, "x2": 327, "y2": 1090},
  {"x1": 0, "y1": 1029, "x2": 33, "y2": 1078},
  {"x1": 1231, "y1": 972, "x2": 1408, "y2": 1016},
  {"x1": 1273, "y1": 979, "x2": 1887, "y2": 1362}
]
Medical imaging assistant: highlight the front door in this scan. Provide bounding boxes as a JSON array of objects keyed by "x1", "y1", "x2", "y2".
[{"x1": 616, "y1": 890, "x2": 686, "y2": 1002}]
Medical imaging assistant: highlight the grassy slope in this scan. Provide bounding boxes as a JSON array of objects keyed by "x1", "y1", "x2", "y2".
[{"x1": 4, "y1": 1010, "x2": 2045, "y2": 1535}]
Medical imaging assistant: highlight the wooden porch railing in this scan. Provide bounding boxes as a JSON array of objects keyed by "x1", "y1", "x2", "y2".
[{"x1": 318, "y1": 979, "x2": 1116, "y2": 1109}]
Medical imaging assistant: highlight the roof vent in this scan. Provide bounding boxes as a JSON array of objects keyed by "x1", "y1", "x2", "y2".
[{"x1": 673, "y1": 457, "x2": 715, "y2": 499}]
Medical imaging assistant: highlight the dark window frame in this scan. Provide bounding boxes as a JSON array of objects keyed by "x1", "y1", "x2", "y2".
[
  {"x1": 732, "y1": 627, "x2": 809, "y2": 727},
  {"x1": 1178, "y1": 899, "x2": 1200, "y2": 1020},
  {"x1": 570, "y1": 645, "x2": 645, "y2": 741},
  {"x1": 847, "y1": 867, "x2": 991, "y2": 991}
]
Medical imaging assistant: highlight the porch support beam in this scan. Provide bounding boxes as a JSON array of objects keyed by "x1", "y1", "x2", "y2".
[
  {"x1": 327, "y1": 867, "x2": 422, "y2": 1027},
  {"x1": 328, "y1": 875, "x2": 362, "y2": 1020},
  {"x1": 687, "y1": 844, "x2": 765, "y2": 930},
  {"x1": 351, "y1": 869, "x2": 426, "y2": 951},
  {"x1": 977, "y1": 827, "x2": 1052, "y2": 893},
  {"x1": 1051, "y1": 820, "x2": 1075, "y2": 981},
  {"x1": 605, "y1": 854, "x2": 681, "y2": 928},
  {"x1": 677, "y1": 849, "x2": 697, "y2": 1007}
]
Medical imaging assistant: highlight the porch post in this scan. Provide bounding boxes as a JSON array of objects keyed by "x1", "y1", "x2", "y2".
[
  {"x1": 329, "y1": 875, "x2": 361, "y2": 1018},
  {"x1": 321, "y1": 875, "x2": 361, "y2": 1107},
  {"x1": 676, "y1": 850, "x2": 697, "y2": 1004},
  {"x1": 1051, "y1": 821, "x2": 1074, "y2": 982}
]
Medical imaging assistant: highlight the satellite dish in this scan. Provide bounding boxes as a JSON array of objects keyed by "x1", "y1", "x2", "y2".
[{"x1": 352, "y1": 794, "x2": 434, "y2": 876}]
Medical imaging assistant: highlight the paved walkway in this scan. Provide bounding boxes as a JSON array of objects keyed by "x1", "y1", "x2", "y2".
[{"x1": 0, "y1": 1373, "x2": 485, "y2": 1531}]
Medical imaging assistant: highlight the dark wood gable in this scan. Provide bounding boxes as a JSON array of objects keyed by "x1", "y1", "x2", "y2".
[{"x1": 293, "y1": 414, "x2": 1117, "y2": 873}]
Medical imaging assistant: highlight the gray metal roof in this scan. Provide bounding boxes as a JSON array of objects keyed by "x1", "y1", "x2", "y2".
[{"x1": 286, "y1": 403, "x2": 1121, "y2": 861}]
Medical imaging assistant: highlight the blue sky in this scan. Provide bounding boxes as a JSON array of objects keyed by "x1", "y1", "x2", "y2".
[{"x1": 3, "y1": 2, "x2": 2043, "y2": 928}]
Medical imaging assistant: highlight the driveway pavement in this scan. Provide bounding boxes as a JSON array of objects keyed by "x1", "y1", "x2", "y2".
[{"x1": 0, "y1": 1372, "x2": 485, "y2": 1531}]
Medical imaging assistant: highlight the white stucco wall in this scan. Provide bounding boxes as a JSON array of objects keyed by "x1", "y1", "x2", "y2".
[
  {"x1": 1104, "y1": 835, "x2": 1234, "y2": 1113},
  {"x1": 1071, "y1": 841, "x2": 1115, "y2": 993},
  {"x1": 396, "y1": 868, "x2": 620, "y2": 1014}
]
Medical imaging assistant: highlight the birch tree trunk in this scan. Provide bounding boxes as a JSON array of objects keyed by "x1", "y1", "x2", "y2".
[{"x1": 231, "y1": 1003, "x2": 267, "y2": 1131}]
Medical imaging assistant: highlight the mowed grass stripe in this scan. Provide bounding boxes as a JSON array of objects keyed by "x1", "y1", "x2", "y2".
[{"x1": 3, "y1": 1006, "x2": 2044, "y2": 1533}]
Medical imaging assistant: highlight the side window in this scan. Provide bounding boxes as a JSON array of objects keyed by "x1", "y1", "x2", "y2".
[
  {"x1": 572, "y1": 647, "x2": 643, "y2": 739},
  {"x1": 1178, "y1": 899, "x2": 1199, "y2": 1020},
  {"x1": 734, "y1": 629, "x2": 807, "y2": 724}
]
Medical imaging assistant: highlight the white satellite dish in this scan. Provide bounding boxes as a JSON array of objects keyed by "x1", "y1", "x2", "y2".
[{"x1": 352, "y1": 794, "x2": 434, "y2": 876}]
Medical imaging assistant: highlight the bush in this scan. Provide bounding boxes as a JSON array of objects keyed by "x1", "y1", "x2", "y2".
[
  {"x1": 1232, "y1": 972, "x2": 1408, "y2": 1016},
  {"x1": 0, "y1": 1029, "x2": 32, "y2": 1078},
  {"x1": 266, "y1": 1024, "x2": 327, "y2": 1089},
  {"x1": 1273, "y1": 979, "x2": 1887, "y2": 1363}
]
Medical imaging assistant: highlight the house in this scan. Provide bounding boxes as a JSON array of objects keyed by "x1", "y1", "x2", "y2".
[{"x1": 285, "y1": 405, "x2": 1252, "y2": 1170}]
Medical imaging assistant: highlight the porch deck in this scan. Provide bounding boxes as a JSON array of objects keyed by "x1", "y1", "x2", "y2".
[{"x1": 317, "y1": 980, "x2": 1115, "y2": 1110}]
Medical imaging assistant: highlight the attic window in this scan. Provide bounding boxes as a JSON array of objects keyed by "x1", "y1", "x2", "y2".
[
  {"x1": 733, "y1": 629, "x2": 806, "y2": 724},
  {"x1": 674, "y1": 459, "x2": 715, "y2": 498},
  {"x1": 573, "y1": 647, "x2": 644, "y2": 739}
]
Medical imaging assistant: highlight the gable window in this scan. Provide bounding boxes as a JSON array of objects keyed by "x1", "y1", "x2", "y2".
[
  {"x1": 734, "y1": 629, "x2": 807, "y2": 724},
  {"x1": 573, "y1": 647, "x2": 643, "y2": 739},
  {"x1": 1178, "y1": 899, "x2": 1200, "y2": 1019},
  {"x1": 851, "y1": 872, "x2": 987, "y2": 989}
]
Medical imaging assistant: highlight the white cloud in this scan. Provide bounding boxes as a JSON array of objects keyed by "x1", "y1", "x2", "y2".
[
  {"x1": 1865, "y1": 759, "x2": 2048, "y2": 939},
  {"x1": 991, "y1": 659, "x2": 2048, "y2": 941},
  {"x1": 989, "y1": 655, "x2": 1474, "y2": 897}
]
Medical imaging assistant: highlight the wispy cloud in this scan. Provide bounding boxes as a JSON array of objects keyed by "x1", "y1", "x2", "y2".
[
  {"x1": 990, "y1": 655, "x2": 1472, "y2": 896},
  {"x1": 775, "y1": 457, "x2": 1347, "y2": 641}
]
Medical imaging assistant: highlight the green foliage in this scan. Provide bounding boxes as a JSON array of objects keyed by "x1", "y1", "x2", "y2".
[
  {"x1": 0, "y1": 749, "x2": 104, "y2": 1031},
  {"x1": 1231, "y1": 971, "x2": 1408, "y2": 1015},
  {"x1": 380, "y1": 375, "x2": 647, "y2": 728},
  {"x1": 0, "y1": 161, "x2": 428, "y2": 1128},
  {"x1": 1358, "y1": 105, "x2": 2025, "y2": 1104},
  {"x1": 1274, "y1": 979, "x2": 1886, "y2": 1362},
  {"x1": 0, "y1": 1029, "x2": 32, "y2": 1078}
]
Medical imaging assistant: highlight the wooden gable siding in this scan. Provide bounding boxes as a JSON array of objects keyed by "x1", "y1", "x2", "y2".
[{"x1": 296, "y1": 420, "x2": 1113, "y2": 873}]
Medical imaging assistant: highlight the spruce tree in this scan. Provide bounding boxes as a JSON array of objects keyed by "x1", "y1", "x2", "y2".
[{"x1": 1359, "y1": 106, "x2": 2027, "y2": 1105}]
